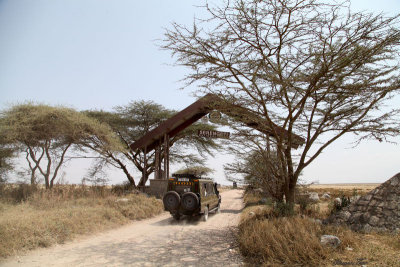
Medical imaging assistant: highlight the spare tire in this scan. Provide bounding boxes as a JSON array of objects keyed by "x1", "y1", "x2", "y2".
[
  {"x1": 181, "y1": 192, "x2": 199, "y2": 211},
  {"x1": 163, "y1": 191, "x2": 180, "y2": 211}
]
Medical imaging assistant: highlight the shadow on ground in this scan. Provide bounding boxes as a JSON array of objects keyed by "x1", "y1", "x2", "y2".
[{"x1": 65, "y1": 228, "x2": 241, "y2": 267}]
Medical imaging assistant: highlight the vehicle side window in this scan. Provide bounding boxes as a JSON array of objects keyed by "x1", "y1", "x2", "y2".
[{"x1": 207, "y1": 183, "x2": 214, "y2": 195}]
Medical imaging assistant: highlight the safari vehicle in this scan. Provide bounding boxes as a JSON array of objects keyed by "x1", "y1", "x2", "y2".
[{"x1": 163, "y1": 173, "x2": 221, "y2": 221}]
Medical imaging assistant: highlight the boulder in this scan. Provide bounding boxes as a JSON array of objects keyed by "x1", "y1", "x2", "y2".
[
  {"x1": 334, "y1": 198, "x2": 342, "y2": 206},
  {"x1": 321, "y1": 193, "x2": 331, "y2": 199},
  {"x1": 338, "y1": 211, "x2": 351, "y2": 222},
  {"x1": 309, "y1": 192, "x2": 320, "y2": 202},
  {"x1": 115, "y1": 198, "x2": 129, "y2": 203},
  {"x1": 309, "y1": 218, "x2": 322, "y2": 225},
  {"x1": 254, "y1": 188, "x2": 264, "y2": 194},
  {"x1": 320, "y1": 235, "x2": 341, "y2": 248}
]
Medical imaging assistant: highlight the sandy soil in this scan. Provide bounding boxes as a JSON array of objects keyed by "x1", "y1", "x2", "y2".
[{"x1": 1, "y1": 190, "x2": 244, "y2": 267}]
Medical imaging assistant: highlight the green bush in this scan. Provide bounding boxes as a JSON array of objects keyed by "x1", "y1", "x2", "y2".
[{"x1": 272, "y1": 201, "x2": 294, "y2": 217}]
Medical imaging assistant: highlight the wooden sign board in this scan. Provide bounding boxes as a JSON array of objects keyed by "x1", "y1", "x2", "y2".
[{"x1": 198, "y1": 130, "x2": 230, "y2": 139}]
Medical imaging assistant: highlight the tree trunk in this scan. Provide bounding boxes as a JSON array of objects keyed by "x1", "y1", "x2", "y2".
[
  {"x1": 44, "y1": 175, "x2": 50, "y2": 189},
  {"x1": 122, "y1": 166, "x2": 136, "y2": 187},
  {"x1": 138, "y1": 172, "x2": 150, "y2": 187},
  {"x1": 274, "y1": 183, "x2": 286, "y2": 202},
  {"x1": 30, "y1": 167, "x2": 37, "y2": 185},
  {"x1": 118, "y1": 161, "x2": 136, "y2": 187},
  {"x1": 284, "y1": 176, "x2": 297, "y2": 210},
  {"x1": 274, "y1": 192, "x2": 284, "y2": 202},
  {"x1": 285, "y1": 186, "x2": 295, "y2": 204}
]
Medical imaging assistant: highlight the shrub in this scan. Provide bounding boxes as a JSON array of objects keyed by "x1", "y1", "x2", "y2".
[
  {"x1": 297, "y1": 193, "x2": 312, "y2": 214},
  {"x1": 111, "y1": 182, "x2": 136, "y2": 196},
  {"x1": 272, "y1": 201, "x2": 294, "y2": 217},
  {"x1": 0, "y1": 184, "x2": 38, "y2": 202}
]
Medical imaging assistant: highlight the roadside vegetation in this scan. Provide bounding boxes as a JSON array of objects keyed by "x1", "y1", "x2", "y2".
[
  {"x1": 238, "y1": 190, "x2": 400, "y2": 266},
  {"x1": 0, "y1": 184, "x2": 163, "y2": 258}
]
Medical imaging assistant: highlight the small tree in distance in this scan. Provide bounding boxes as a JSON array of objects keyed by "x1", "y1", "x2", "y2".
[{"x1": 163, "y1": 0, "x2": 400, "y2": 206}]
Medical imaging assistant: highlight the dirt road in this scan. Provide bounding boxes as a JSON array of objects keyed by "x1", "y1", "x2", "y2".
[{"x1": 2, "y1": 190, "x2": 244, "y2": 267}]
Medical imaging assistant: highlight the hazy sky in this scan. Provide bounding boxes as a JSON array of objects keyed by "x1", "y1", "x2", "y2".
[{"x1": 1, "y1": 0, "x2": 399, "y2": 185}]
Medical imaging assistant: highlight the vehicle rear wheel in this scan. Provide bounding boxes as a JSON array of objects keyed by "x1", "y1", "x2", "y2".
[
  {"x1": 181, "y1": 192, "x2": 199, "y2": 211},
  {"x1": 203, "y1": 206, "x2": 209, "y2": 222},
  {"x1": 173, "y1": 213, "x2": 181, "y2": 220},
  {"x1": 163, "y1": 191, "x2": 180, "y2": 211}
]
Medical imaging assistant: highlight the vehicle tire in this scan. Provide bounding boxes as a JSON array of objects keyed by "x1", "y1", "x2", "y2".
[
  {"x1": 181, "y1": 192, "x2": 199, "y2": 211},
  {"x1": 163, "y1": 191, "x2": 180, "y2": 211},
  {"x1": 203, "y1": 206, "x2": 209, "y2": 222}
]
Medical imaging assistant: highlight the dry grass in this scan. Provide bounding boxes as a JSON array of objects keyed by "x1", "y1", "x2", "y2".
[
  {"x1": 239, "y1": 207, "x2": 356, "y2": 266},
  {"x1": 239, "y1": 190, "x2": 400, "y2": 267},
  {"x1": 243, "y1": 191, "x2": 264, "y2": 207},
  {"x1": 0, "y1": 184, "x2": 163, "y2": 258}
]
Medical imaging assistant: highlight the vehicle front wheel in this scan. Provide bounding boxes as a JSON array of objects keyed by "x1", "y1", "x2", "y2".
[{"x1": 203, "y1": 207, "x2": 209, "y2": 222}]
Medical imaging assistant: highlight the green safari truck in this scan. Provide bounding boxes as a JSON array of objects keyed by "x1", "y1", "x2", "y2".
[{"x1": 162, "y1": 173, "x2": 221, "y2": 221}]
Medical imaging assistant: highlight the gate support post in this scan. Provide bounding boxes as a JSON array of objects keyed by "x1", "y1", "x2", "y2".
[
  {"x1": 163, "y1": 134, "x2": 170, "y2": 179},
  {"x1": 154, "y1": 145, "x2": 159, "y2": 179},
  {"x1": 142, "y1": 146, "x2": 147, "y2": 185}
]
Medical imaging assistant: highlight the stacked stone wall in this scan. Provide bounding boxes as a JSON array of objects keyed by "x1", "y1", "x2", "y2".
[{"x1": 328, "y1": 173, "x2": 400, "y2": 232}]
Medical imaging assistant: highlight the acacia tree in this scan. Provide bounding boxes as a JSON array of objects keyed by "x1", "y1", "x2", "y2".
[
  {"x1": 85, "y1": 100, "x2": 220, "y2": 187},
  {"x1": 163, "y1": 0, "x2": 400, "y2": 205},
  {"x1": 1, "y1": 104, "x2": 121, "y2": 188}
]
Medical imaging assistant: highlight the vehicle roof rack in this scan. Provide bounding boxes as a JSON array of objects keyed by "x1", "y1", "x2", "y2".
[
  {"x1": 171, "y1": 173, "x2": 215, "y2": 182},
  {"x1": 172, "y1": 173, "x2": 200, "y2": 179}
]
